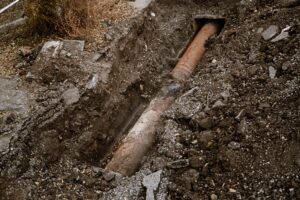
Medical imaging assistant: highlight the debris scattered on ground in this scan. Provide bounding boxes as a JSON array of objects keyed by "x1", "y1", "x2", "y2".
[{"x1": 0, "y1": 0, "x2": 300, "y2": 199}]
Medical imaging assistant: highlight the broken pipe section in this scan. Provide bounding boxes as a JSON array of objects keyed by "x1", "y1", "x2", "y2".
[{"x1": 105, "y1": 17, "x2": 223, "y2": 176}]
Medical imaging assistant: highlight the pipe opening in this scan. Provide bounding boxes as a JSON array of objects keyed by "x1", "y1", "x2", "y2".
[{"x1": 193, "y1": 15, "x2": 226, "y2": 36}]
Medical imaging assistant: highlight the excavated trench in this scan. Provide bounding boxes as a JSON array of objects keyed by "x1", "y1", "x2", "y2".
[
  {"x1": 0, "y1": 0, "x2": 222, "y2": 197},
  {"x1": 2, "y1": 0, "x2": 300, "y2": 199}
]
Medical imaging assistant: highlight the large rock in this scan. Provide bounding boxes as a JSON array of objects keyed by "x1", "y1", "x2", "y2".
[{"x1": 37, "y1": 40, "x2": 85, "y2": 60}]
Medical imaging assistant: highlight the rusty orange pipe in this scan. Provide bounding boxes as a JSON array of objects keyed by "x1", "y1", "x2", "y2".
[
  {"x1": 105, "y1": 22, "x2": 220, "y2": 176},
  {"x1": 171, "y1": 22, "x2": 219, "y2": 81},
  {"x1": 105, "y1": 95, "x2": 175, "y2": 176}
]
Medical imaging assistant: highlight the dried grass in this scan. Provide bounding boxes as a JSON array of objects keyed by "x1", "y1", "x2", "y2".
[{"x1": 25, "y1": 0, "x2": 98, "y2": 36}]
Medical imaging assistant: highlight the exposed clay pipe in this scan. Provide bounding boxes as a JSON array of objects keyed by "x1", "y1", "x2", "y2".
[
  {"x1": 105, "y1": 20, "x2": 221, "y2": 176},
  {"x1": 171, "y1": 22, "x2": 219, "y2": 81},
  {"x1": 105, "y1": 85, "x2": 180, "y2": 176}
]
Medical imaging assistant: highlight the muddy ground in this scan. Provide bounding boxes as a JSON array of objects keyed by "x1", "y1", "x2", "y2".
[{"x1": 0, "y1": 0, "x2": 300, "y2": 199}]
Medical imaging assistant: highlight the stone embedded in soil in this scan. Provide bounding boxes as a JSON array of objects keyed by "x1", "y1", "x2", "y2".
[
  {"x1": 269, "y1": 66, "x2": 277, "y2": 79},
  {"x1": 211, "y1": 194, "x2": 218, "y2": 200},
  {"x1": 103, "y1": 171, "x2": 116, "y2": 182},
  {"x1": 189, "y1": 156, "x2": 205, "y2": 169},
  {"x1": 62, "y1": 88, "x2": 80, "y2": 105},
  {"x1": 220, "y1": 91, "x2": 230, "y2": 102},
  {"x1": 91, "y1": 166, "x2": 102, "y2": 173},
  {"x1": 237, "y1": 119, "x2": 247, "y2": 134},
  {"x1": 130, "y1": 0, "x2": 153, "y2": 10},
  {"x1": 85, "y1": 74, "x2": 99, "y2": 89},
  {"x1": 198, "y1": 117, "x2": 214, "y2": 129},
  {"x1": 229, "y1": 188, "x2": 237, "y2": 193},
  {"x1": 262, "y1": 25, "x2": 279, "y2": 40},
  {"x1": 25, "y1": 72, "x2": 37, "y2": 82},
  {"x1": 0, "y1": 78, "x2": 28, "y2": 113},
  {"x1": 257, "y1": 27, "x2": 264, "y2": 33},
  {"x1": 15, "y1": 62, "x2": 27, "y2": 69},
  {"x1": 212, "y1": 100, "x2": 226, "y2": 109},
  {"x1": 60, "y1": 40, "x2": 85, "y2": 57},
  {"x1": 282, "y1": 61, "x2": 290, "y2": 70},
  {"x1": 18, "y1": 46, "x2": 33, "y2": 57},
  {"x1": 0, "y1": 134, "x2": 12, "y2": 153},
  {"x1": 198, "y1": 130, "x2": 214, "y2": 145},
  {"x1": 228, "y1": 141, "x2": 241, "y2": 150},
  {"x1": 168, "y1": 159, "x2": 189, "y2": 169},
  {"x1": 271, "y1": 31, "x2": 289, "y2": 42},
  {"x1": 181, "y1": 169, "x2": 199, "y2": 189}
]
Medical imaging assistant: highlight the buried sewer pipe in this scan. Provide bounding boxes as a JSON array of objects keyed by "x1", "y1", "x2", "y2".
[{"x1": 105, "y1": 18, "x2": 223, "y2": 176}]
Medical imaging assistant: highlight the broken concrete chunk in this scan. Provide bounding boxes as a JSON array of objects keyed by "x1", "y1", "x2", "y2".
[
  {"x1": 0, "y1": 78, "x2": 28, "y2": 112},
  {"x1": 0, "y1": 134, "x2": 12, "y2": 153},
  {"x1": 39, "y1": 40, "x2": 85, "y2": 59},
  {"x1": 86, "y1": 74, "x2": 99, "y2": 89},
  {"x1": 143, "y1": 170, "x2": 162, "y2": 200},
  {"x1": 262, "y1": 25, "x2": 279, "y2": 40},
  {"x1": 40, "y1": 41, "x2": 63, "y2": 58},
  {"x1": 271, "y1": 31, "x2": 289, "y2": 42},
  {"x1": 61, "y1": 40, "x2": 85, "y2": 57},
  {"x1": 62, "y1": 88, "x2": 80, "y2": 105}
]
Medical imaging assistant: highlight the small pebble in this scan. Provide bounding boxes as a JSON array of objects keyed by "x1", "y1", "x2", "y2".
[
  {"x1": 212, "y1": 100, "x2": 226, "y2": 109},
  {"x1": 168, "y1": 159, "x2": 189, "y2": 169},
  {"x1": 269, "y1": 66, "x2": 277, "y2": 79},
  {"x1": 228, "y1": 141, "x2": 241, "y2": 150},
  {"x1": 211, "y1": 194, "x2": 218, "y2": 200},
  {"x1": 229, "y1": 188, "x2": 237, "y2": 193},
  {"x1": 262, "y1": 25, "x2": 279, "y2": 40}
]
